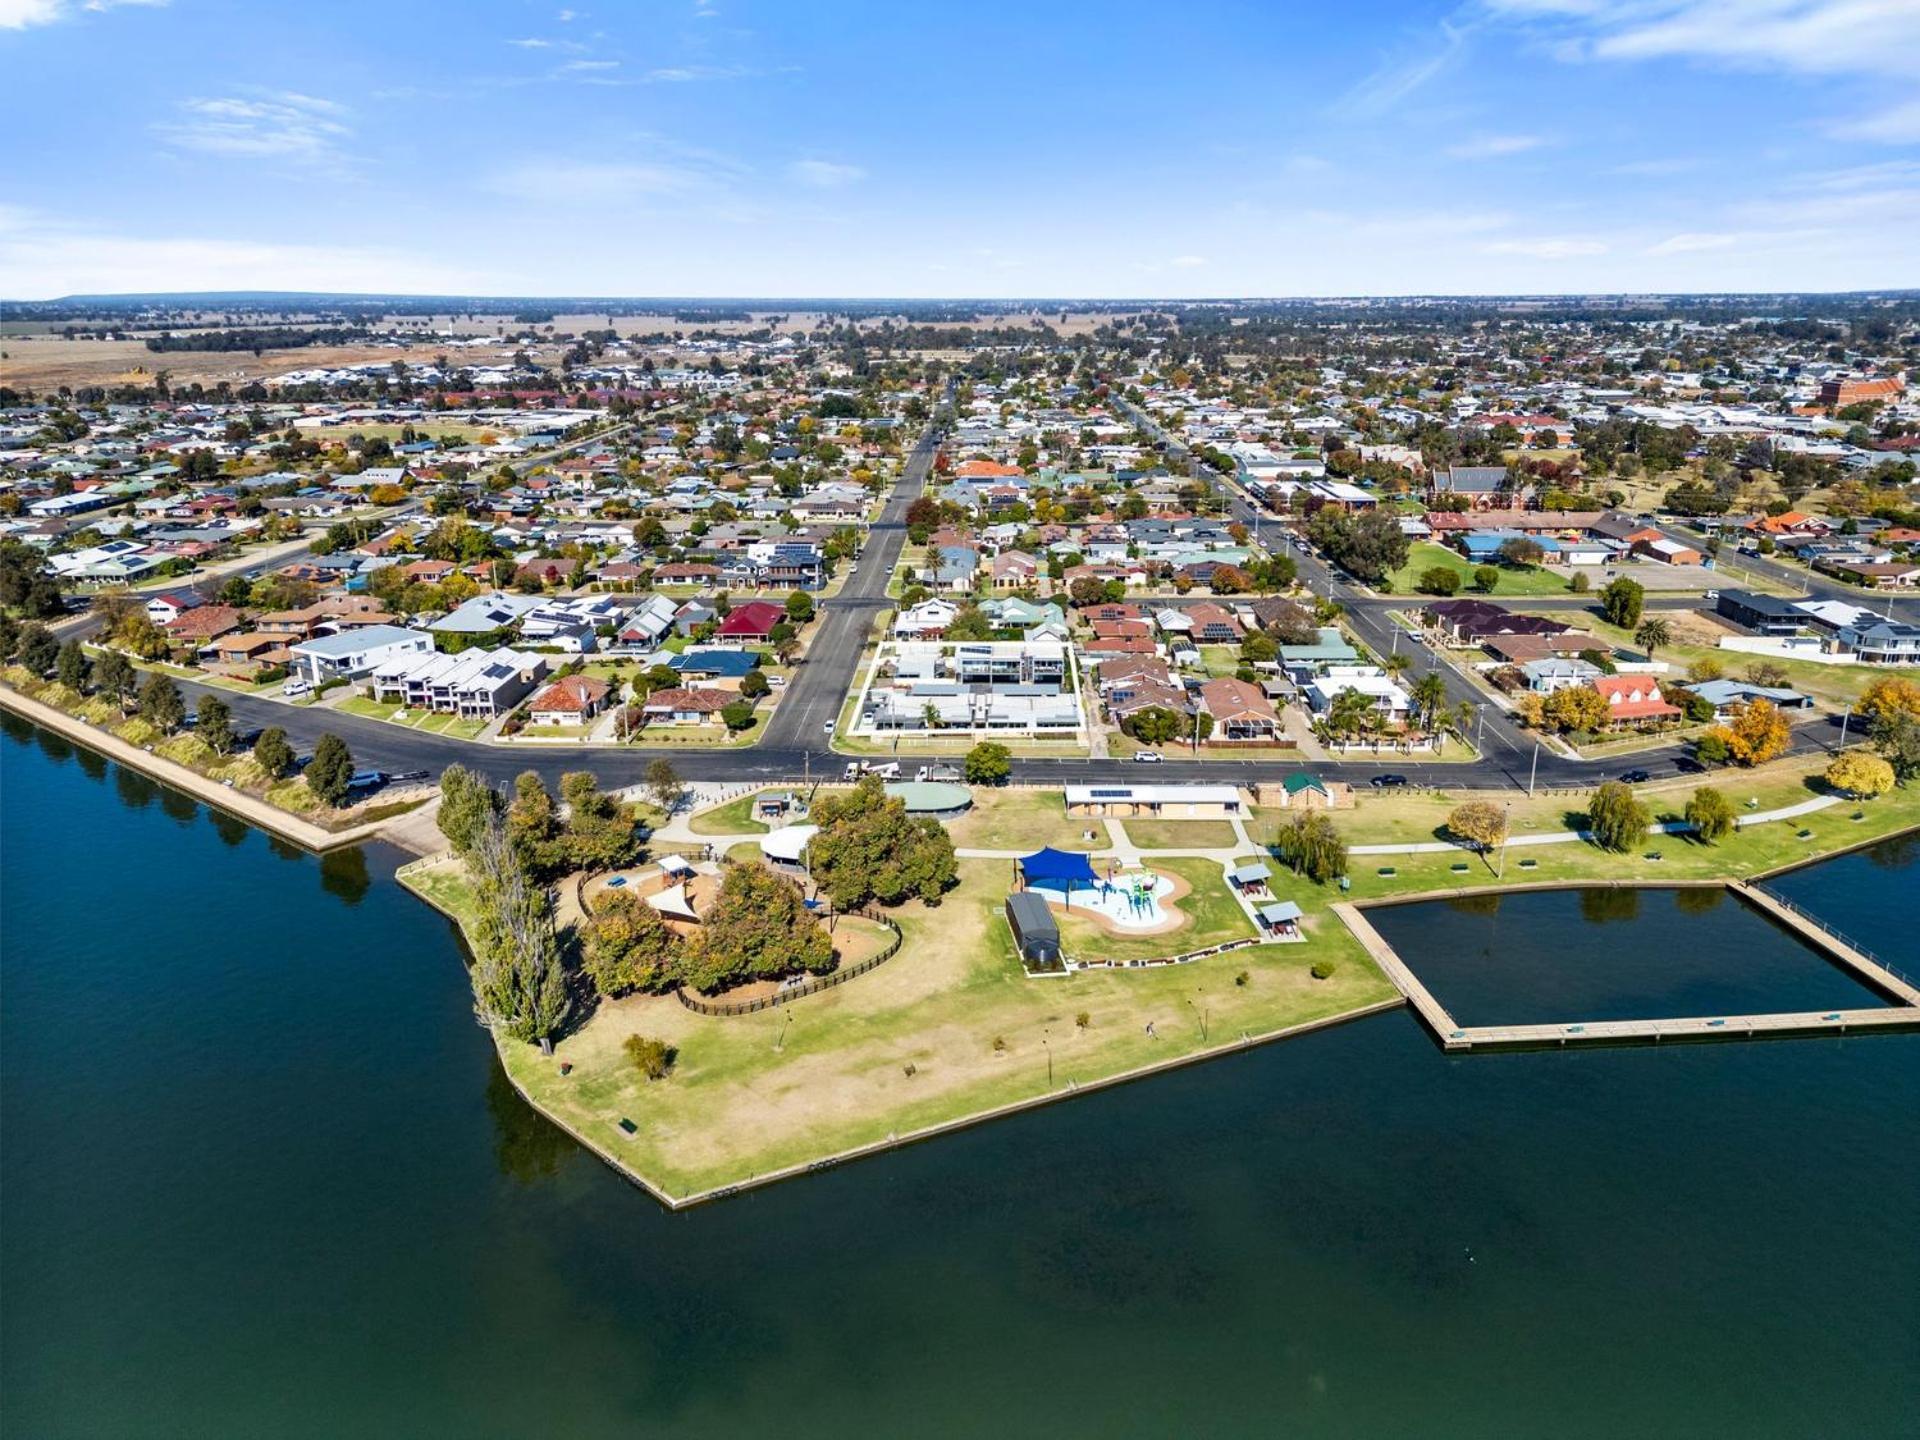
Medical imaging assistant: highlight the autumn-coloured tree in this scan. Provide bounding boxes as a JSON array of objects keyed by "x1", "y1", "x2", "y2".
[
  {"x1": 1825, "y1": 749, "x2": 1894, "y2": 800},
  {"x1": 1721, "y1": 697, "x2": 1791, "y2": 766}
]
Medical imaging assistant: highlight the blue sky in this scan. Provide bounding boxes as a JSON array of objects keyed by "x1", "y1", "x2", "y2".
[{"x1": 2, "y1": 0, "x2": 1915, "y2": 298}]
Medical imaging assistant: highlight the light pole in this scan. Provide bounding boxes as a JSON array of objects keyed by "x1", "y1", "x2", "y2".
[
  {"x1": 1497, "y1": 799, "x2": 1512, "y2": 878},
  {"x1": 1528, "y1": 740, "x2": 1540, "y2": 797}
]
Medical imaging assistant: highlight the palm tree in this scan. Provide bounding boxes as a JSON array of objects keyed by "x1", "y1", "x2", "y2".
[
  {"x1": 1411, "y1": 672, "x2": 1448, "y2": 733},
  {"x1": 1634, "y1": 617, "x2": 1672, "y2": 659},
  {"x1": 1327, "y1": 687, "x2": 1374, "y2": 745}
]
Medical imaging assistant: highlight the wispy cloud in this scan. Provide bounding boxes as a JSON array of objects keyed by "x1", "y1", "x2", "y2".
[
  {"x1": 1445, "y1": 132, "x2": 1549, "y2": 159},
  {"x1": 1484, "y1": 235, "x2": 1608, "y2": 258},
  {"x1": 1332, "y1": 11, "x2": 1481, "y2": 119},
  {"x1": 1, "y1": 0, "x2": 163, "y2": 28},
  {"x1": 1827, "y1": 98, "x2": 1920, "y2": 145},
  {"x1": 1646, "y1": 231, "x2": 1740, "y2": 254},
  {"x1": 787, "y1": 158, "x2": 864, "y2": 188},
  {"x1": 154, "y1": 91, "x2": 352, "y2": 169},
  {"x1": 642, "y1": 63, "x2": 752, "y2": 83},
  {"x1": 1481, "y1": 0, "x2": 1920, "y2": 79}
]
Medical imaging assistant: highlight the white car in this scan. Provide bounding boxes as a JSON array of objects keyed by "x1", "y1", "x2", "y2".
[
  {"x1": 823, "y1": 719, "x2": 835, "y2": 734},
  {"x1": 282, "y1": 680, "x2": 311, "y2": 699}
]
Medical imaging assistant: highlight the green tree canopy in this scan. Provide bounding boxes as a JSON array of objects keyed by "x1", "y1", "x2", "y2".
[{"x1": 806, "y1": 774, "x2": 958, "y2": 908}]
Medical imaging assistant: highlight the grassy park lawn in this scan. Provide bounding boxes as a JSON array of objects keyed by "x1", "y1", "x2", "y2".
[
  {"x1": 689, "y1": 790, "x2": 776, "y2": 836},
  {"x1": 405, "y1": 854, "x2": 1395, "y2": 1201},
  {"x1": 1119, "y1": 818, "x2": 1239, "y2": 849},
  {"x1": 1267, "y1": 753, "x2": 1852, "y2": 849},
  {"x1": 1343, "y1": 781, "x2": 1920, "y2": 896},
  {"x1": 942, "y1": 788, "x2": 1110, "y2": 852},
  {"x1": 1388, "y1": 542, "x2": 1574, "y2": 599}
]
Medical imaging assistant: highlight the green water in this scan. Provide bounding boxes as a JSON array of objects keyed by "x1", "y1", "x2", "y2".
[{"x1": 3, "y1": 717, "x2": 1916, "y2": 1438}]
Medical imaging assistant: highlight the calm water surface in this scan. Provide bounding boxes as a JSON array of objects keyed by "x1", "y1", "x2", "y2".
[
  {"x1": 1366, "y1": 884, "x2": 1895, "y2": 1025},
  {"x1": 3, "y1": 717, "x2": 1916, "y2": 1438}
]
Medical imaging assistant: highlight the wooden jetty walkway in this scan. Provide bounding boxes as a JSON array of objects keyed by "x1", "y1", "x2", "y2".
[{"x1": 1333, "y1": 885, "x2": 1920, "y2": 1053}]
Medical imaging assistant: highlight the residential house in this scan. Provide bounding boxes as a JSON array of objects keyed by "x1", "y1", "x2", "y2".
[
  {"x1": 1593, "y1": 674, "x2": 1682, "y2": 726},
  {"x1": 1200, "y1": 676, "x2": 1280, "y2": 741},
  {"x1": 640, "y1": 686, "x2": 737, "y2": 726},
  {"x1": 527, "y1": 674, "x2": 613, "y2": 726},
  {"x1": 289, "y1": 625, "x2": 435, "y2": 688}
]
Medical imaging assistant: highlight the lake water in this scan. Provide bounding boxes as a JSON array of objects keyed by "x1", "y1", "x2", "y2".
[
  {"x1": 3, "y1": 716, "x2": 1917, "y2": 1438},
  {"x1": 1365, "y1": 885, "x2": 1896, "y2": 1026}
]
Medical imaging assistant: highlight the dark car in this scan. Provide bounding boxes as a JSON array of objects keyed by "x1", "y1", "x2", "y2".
[
  {"x1": 1370, "y1": 774, "x2": 1409, "y2": 788},
  {"x1": 1619, "y1": 769, "x2": 1651, "y2": 784}
]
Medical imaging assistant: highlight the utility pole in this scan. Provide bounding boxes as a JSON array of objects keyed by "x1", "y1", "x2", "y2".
[{"x1": 1528, "y1": 740, "x2": 1540, "y2": 797}]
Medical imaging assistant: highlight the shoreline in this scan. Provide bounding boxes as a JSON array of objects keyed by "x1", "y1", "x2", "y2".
[
  {"x1": 11, "y1": 696, "x2": 1914, "y2": 1211},
  {"x1": 402, "y1": 846, "x2": 1409, "y2": 1209},
  {"x1": 0, "y1": 685, "x2": 434, "y2": 856}
]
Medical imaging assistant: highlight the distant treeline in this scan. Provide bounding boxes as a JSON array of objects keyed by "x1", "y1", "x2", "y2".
[{"x1": 143, "y1": 326, "x2": 375, "y2": 354}]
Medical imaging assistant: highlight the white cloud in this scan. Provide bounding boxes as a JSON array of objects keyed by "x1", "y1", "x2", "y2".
[
  {"x1": 1646, "y1": 231, "x2": 1740, "y2": 254},
  {"x1": 1445, "y1": 132, "x2": 1550, "y2": 159},
  {"x1": 489, "y1": 159, "x2": 719, "y2": 203},
  {"x1": 1333, "y1": 15, "x2": 1480, "y2": 118},
  {"x1": 0, "y1": 0, "x2": 161, "y2": 26},
  {"x1": 1828, "y1": 98, "x2": 1920, "y2": 144},
  {"x1": 0, "y1": 209, "x2": 497, "y2": 298},
  {"x1": 787, "y1": 158, "x2": 865, "y2": 188},
  {"x1": 560, "y1": 58, "x2": 618, "y2": 71},
  {"x1": 154, "y1": 92, "x2": 352, "y2": 168},
  {"x1": 1483, "y1": 235, "x2": 1608, "y2": 258},
  {"x1": 1482, "y1": 0, "x2": 1920, "y2": 79}
]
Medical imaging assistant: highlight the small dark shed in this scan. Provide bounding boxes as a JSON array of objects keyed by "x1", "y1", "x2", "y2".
[{"x1": 1005, "y1": 891, "x2": 1061, "y2": 967}]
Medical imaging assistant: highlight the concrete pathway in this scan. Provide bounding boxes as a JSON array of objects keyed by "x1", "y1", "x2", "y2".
[{"x1": 1349, "y1": 793, "x2": 1843, "y2": 856}]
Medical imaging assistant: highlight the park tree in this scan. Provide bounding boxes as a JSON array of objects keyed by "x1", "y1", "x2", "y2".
[
  {"x1": 581, "y1": 889, "x2": 680, "y2": 997},
  {"x1": 253, "y1": 725, "x2": 294, "y2": 779},
  {"x1": 1586, "y1": 780, "x2": 1650, "y2": 853},
  {"x1": 559, "y1": 770, "x2": 642, "y2": 872},
  {"x1": 680, "y1": 860, "x2": 832, "y2": 992},
  {"x1": 437, "y1": 764, "x2": 502, "y2": 856},
  {"x1": 1683, "y1": 786, "x2": 1735, "y2": 843},
  {"x1": 137, "y1": 673, "x2": 185, "y2": 733},
  {"x1": 54, "y1": 640, "x2": 90, "y2": 693},
  {"x1": 507, "y1": 771, "x2": 564, "y2": 876},
  {"x1": 1599, "y1": 576, "x2": 1645, "y2": 630},
  {"x1": 467, "y1": 815, "x2": 570, "y2": 1043},
  {"x1": 195, "y1": 695, "x2": 234, "y2": 755},
  {"x1": 1472, "y1": 564, "x2": 1500, "y2": 594},
  {"x1": 16, "y1": 622, "x2": 58, "y2": 675},
  {"x1": 305, "y1": 733, "x2": 354, "y2": 807},
  {"x1": 807, "y1": 775, "x2": 958, "y2": 907},
  {"x1": 1720, "y1": 698, "x2": 1790, "y2": 766},
  {"x1": 1825, "y1": 749, "x2": 1894, "y2": 800},
  {"x1": 1869, "y1": 709, "x2": 1920, "y2": 783},
  {"x1": 1694, "y1": 730, "x2": 1732, "y2": 768},
  {"x1": 964, "y1": 741, "x2": 1012, "y2": 785},
  {"x1": 1418, "y1": 566, "x2": 1461, "y2": 596},
  {"x1": 644, "y1": 757, "x2": 685, "y2": 816},
  {"x1": 1273, "y1": 810, "x2": 1348, "y2": 884},
  {"x1": 1446, "y1": 800, "x2": 1509, "y2": 856}
]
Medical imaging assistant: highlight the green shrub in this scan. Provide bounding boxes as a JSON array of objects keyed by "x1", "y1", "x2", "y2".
[
  {"x1": 623, "y1": 1034, "x2": 674, "y2": 1081},
  {"x1": 1309, "y1": 960, "x2": 1336, "y2": 980}
]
